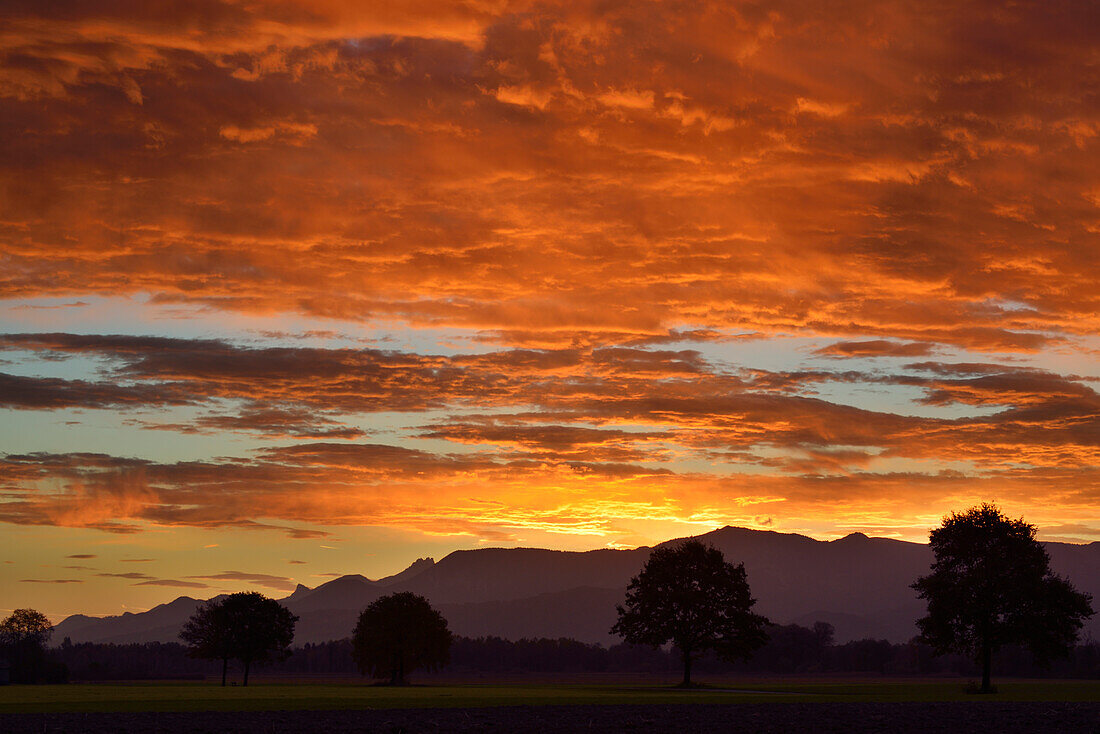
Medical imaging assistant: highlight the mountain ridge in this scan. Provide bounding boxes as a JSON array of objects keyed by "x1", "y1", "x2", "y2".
[{"x1": 52, "y1": 525, "x2": 1100, "y2": 646}]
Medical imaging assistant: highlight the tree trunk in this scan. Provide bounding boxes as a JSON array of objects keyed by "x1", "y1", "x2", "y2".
[
  {"x1": 221, "y1": 657, "x2": 227, "y2": 687},
  {"x1": 243, "y1": 658, "x2": 250, "y2": 687},
  {"x1": 681, "y1": 647, "x2": 692, "y2": 687},
  {"x1": 980, "y1": 643, "x2": 992, "y2": 693}
]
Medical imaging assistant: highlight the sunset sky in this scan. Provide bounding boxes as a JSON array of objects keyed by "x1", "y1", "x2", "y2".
[{"x1": 2, "y1": 0, "x2": 1098, "y2": 622}]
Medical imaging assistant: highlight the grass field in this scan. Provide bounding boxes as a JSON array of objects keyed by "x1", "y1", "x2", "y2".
[{"x1": 2, "y1": 679, "x2": 1098, "y2": 713}]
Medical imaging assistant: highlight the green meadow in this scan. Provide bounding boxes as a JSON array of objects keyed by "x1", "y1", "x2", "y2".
[{"x1": 2, "y1": 680, "x2": 1098, "y2": 713}]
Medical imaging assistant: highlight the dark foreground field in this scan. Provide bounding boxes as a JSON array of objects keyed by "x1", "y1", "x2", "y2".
[
  {"x1": 4, "y1": 702, "x2": 1100, "y2": 734},
  {"x1": 3, "y1": 682, "x2": 1099, "y2": 733}
]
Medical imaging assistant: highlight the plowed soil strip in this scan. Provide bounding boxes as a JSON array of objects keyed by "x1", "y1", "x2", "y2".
[{"x1": 4, "y1": 701, "x2": 1100, "y2": 734}]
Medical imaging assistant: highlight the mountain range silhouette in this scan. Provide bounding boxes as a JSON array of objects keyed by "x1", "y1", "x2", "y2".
[{"x1": 53, "y1": 526, "x2": 1100, "y2": 646}]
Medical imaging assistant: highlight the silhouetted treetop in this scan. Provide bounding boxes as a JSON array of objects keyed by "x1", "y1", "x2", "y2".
[
  {"x1": 0, "y1": 608, "x2": 54, "y2": 684},
  {"x1": 0, "y1": 609, "x2": 52, "y2": 649}
]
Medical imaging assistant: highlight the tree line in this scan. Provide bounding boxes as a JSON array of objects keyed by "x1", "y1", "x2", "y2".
[
  {"x1": 21, "y1": 629, "x2": 1100, "y2": 682},
  {"x1": 3, "y1": 504, "x2": 1095, "y2": 690}
]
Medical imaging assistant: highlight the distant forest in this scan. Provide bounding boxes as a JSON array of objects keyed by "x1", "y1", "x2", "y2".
[{"x1": 51, "y1": 622, "x2": 1100, "y2": 682}]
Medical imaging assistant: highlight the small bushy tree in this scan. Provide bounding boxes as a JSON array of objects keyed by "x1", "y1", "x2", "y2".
[
  {"x1": 612, "y1": 540, "x2": 769, "y2": 686},
  {"x1": 913, "y1": 504, "x2": 1094, "y2": 693},
  {"x1": 352, "y1": 592, "x2": 452, "y2": 685}
]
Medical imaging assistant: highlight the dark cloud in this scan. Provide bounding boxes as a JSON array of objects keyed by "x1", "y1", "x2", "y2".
[
  {"x1": 814, "y1": 341, "x2": 938, "y2": 359},
  {"x1": 0, "y1": 373, "x2": 193, "y2": 410},
  {"x1": 889, "y1": 363, "x2": 1099, "y2": 407},
  {"x1": 184, "y1": 571, "x2": 296, "y2": 591},
  {"x1": 133, "y1": 579, "x2": 209, "y2": 589},
  {"x1": 418, "y1": 423, "x2": 662, "y2": 450},
  {"x1": 137, "y1": 404, "x2": 366, "y2": 439},
  {"x1": 96, "y1": 571, "x2": 153, "y2": 580}
]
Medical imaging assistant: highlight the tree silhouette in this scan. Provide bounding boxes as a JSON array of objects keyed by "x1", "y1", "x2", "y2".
[
  {"x1": 611, "y1": 540, "x2": 769, "y2": 686},
  {"x1": 351, "y1": 592, "x2": 452, "y2": 685},
  {"x1": 224, "y1": 592, "x2": 297, "y2": 686},
  {"x1": 180, "y1": 592, "x2": 297, "y2": 686},
  {"x1": 913, "y1": 504, "x2": 1094, "y2": 693},
  {"x1": 0, "y1": 609, "x2": 52, "y2": 683},
  {"x1": 180, "y1": 598, "x2": 234, "y2": 686}
]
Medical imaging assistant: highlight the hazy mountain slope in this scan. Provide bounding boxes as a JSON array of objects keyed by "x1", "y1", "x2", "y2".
[
  {"x1": 53, "y1": 596, "x2": 206, "y2": 645},
  {"x1": 438, "y1": 587, "x2": 625, "y2": 645},
  {"x1": 283, "y1": 574, "x2": 379, "y2": 614},
  {"x1": 1046, "y1": 542, "x2": 1100, "y2": 602},
  {"x1": 387, "y1": 547, "x2": 650, "y2": 604},
  {"x1": 692, "y1": 528, "x2": 933, "y2": 632}
]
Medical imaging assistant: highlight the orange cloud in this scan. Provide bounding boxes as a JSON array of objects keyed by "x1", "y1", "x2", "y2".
[{"x1": 0, "y1": 0, "x2": 1095, "y2": 350}]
